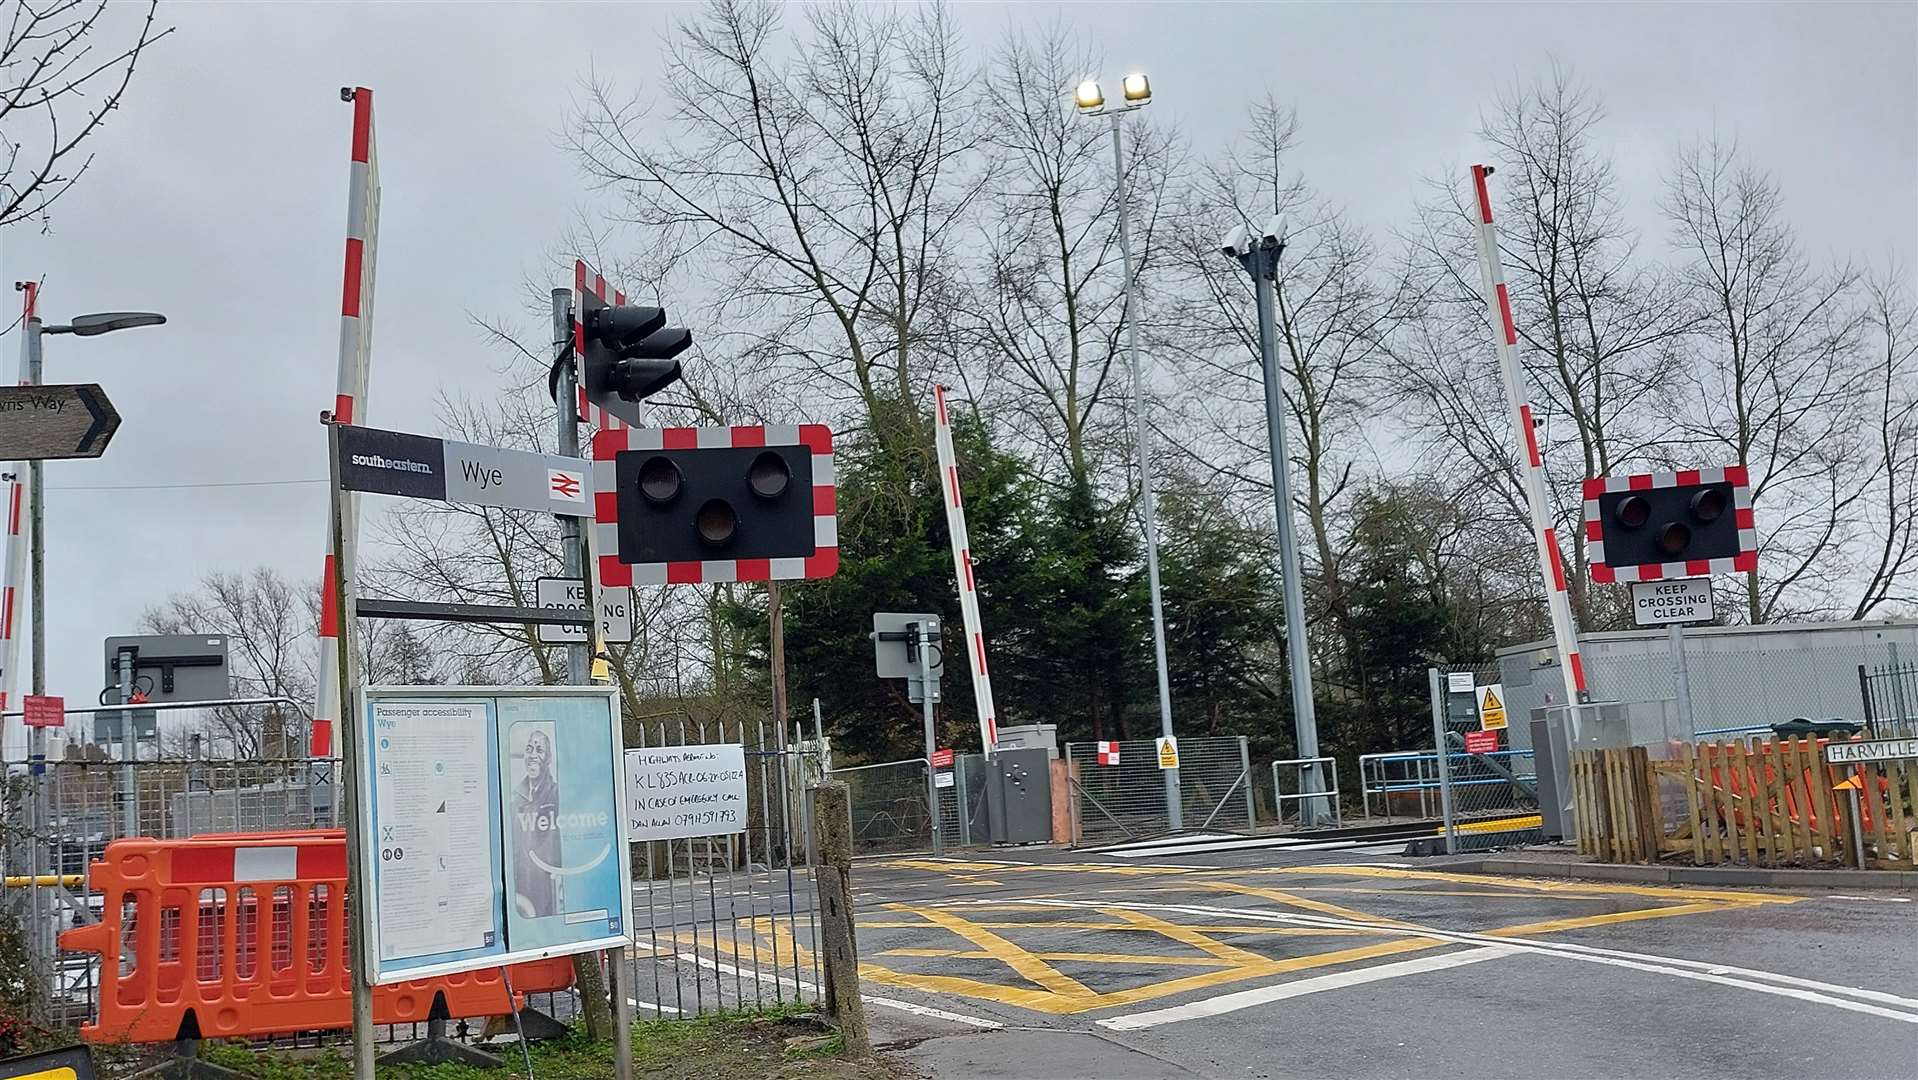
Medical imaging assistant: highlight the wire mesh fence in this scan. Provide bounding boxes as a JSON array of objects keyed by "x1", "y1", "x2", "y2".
[{"x1": 1063, "y1": 736, "x2": 1253, "y2": 845}]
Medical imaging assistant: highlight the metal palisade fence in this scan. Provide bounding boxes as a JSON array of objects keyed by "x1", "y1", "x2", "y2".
[
  {"x1": 1064, "y1": 736, "x2": 1254, "y2": 845},
  {"x1": 621, "y1": 716, "x2": 824, "y2": 1020}
]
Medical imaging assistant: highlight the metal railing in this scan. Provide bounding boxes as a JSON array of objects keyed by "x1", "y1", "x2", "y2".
[
  {"x1": 826, "y1": 757, "x2": 936, "y2": 855},
  {"x1": 1270, "y1": 757, "x2": 1341, "y2": 828},
  {"x1": 1360, "y1": 747, "x2": 1537, "y2": 822}
]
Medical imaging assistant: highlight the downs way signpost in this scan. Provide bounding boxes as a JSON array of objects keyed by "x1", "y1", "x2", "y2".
[{"x1": 0, "y1": 383, "x2": 121, "y2": 460}]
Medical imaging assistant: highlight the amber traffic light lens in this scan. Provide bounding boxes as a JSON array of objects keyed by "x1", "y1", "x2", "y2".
[
  {"x1": 748, "y1": 451, "x2": 791, "y2": 499},
  {"x1": 696, "y1": 499, "x2": 737, "y2": 546},
  {"x1": 638, "y1": 456, "x2": 681, "y2": 504},
  {"x1": 1615, "y1": 495, "x2": 1650, "y2": 529},
  {"x1": 1659, "y1": 521, "x2": 1691, "y2": 555}
]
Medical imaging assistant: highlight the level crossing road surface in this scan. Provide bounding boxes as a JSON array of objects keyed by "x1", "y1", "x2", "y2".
[{"x1": 628, "y1": 837, "x2": 1918, "y2": 1079}]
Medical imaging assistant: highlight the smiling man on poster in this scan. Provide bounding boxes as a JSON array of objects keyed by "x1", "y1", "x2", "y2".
[{"x1": 498, "y1": 693, "x2": 626, "y2": 948}]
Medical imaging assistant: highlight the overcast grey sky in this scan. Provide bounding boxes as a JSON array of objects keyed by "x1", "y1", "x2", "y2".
[{"x1": 2, "y1": 0, "x2": 1912, "y2": 740}]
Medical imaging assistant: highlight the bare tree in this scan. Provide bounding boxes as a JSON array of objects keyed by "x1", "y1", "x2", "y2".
[
  {"x1": 1850, "y1": 265, "x2": 1918, "y2": 618},
  {"x1": 1662, "y1": 135, "x2": 1870, "y2": 621},
  {"x1": 1165, "y1": 98, "x2": 1410, "y2": 692},
  {"x1": 965, "y1": 25, "x2": 1172, "y2": 488},
  {"x1": 1, "y1": 0, "x2": 170, "y2": 229},
  {"x1": 569, "y1": 0, "x2": 987, "y2": 453},
  {"x1": 1391, "y1": 68, "x2": 1689, "y2": 627}
]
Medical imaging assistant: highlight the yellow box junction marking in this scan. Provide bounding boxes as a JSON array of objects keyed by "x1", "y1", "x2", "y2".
[{"x1": 710, "y1": 860, "x2": 1800, "y2": 1016}]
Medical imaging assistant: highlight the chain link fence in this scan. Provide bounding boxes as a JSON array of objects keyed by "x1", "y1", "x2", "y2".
[{"x1": 1063, "y1": 736, "x2": 1253, "y2": 845}]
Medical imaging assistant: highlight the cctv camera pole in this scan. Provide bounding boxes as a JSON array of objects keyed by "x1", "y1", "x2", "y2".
[
  {"x1": 1242, "y1": 238, "x2": 1327, "y2": 825},
  {"x1": 1108, "y1": 110, "x2": 1182, "y2": 830},
  {"x1": 552, "y1": 288, "x2": 632, "y2": 1080}
]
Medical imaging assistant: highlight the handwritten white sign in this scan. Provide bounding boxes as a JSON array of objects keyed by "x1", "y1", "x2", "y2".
[{"x1": 624, "y1": 744, "x2": 749, "y2": 841}]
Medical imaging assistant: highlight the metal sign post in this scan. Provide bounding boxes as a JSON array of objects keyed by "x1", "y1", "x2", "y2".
[
  {"x1": 872, "y1": 612, "x2": 944, "y2": 854},
  {"x1": 1630, "y1": 578, "x2": 1715, "y2": 735},
  {"x1": 325, "y1": 419, "x2": 376, "y2": 1080},
  {"x1": 915, "y1": 620, "x2": 943, "y2": 856}
]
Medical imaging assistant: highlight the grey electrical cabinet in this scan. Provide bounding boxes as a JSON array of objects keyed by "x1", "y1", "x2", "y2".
[{"x1": 984, "y1": 747, "x2": 1052, "y2": 845}]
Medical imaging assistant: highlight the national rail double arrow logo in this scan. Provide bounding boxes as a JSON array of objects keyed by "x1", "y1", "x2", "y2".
[{"x1": 0, "y1": 383, "x2": 122, "y2": 461}]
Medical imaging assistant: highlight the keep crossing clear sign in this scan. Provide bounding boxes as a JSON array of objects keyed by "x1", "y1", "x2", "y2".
[{"x1": 535, "y1": 577, "x2": 632, "y2": 645}]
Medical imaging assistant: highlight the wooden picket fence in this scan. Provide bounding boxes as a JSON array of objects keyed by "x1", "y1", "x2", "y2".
[{"x1": 1572, "y1": 738, "x2": 1918, "y2": 870}]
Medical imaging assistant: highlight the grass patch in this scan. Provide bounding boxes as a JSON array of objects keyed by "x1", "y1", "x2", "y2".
[{"x1": 112, "y1": 1007, "x2": 910, "y2": 1080}]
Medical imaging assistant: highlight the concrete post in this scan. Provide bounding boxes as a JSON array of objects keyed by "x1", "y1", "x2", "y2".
[{"x1": 809, "y1": 781, "x2": 868, "y2": 1052}]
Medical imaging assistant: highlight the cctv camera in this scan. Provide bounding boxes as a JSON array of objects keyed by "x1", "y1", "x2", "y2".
[
  {"x1": 1219, "y1": 223, "x2": 1251, "y2": 258},
  {"x1": 1261, "y1": 213, "x2": 1288, "y2": 248}
]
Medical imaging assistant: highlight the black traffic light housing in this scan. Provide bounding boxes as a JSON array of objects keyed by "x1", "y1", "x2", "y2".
[
  {"x1": 614, "y1": 444, "x2": 817, "y2": 566},
  {"x1": 1593, "y1": 480, "x2": 1739, "y2": 568},
  {"x1": 578, "y1": 285, "x2": 691, "y2": 425}
]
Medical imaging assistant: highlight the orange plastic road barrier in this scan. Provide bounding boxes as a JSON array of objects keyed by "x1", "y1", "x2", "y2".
[
  {"x1": 1699, "y1": 739, "x2": 1891, "y2": 833},
  {"x1": 58, "y1": 832, "x2": 573, "y2": 1044}
]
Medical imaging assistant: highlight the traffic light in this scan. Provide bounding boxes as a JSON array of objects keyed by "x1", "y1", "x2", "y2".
[
  {"x1": 607, "y1": 426, "x2": 835, "y2": 580},
  {"x1": 1584, "y1": 467, "x2": 1756, "y2": 583},
  {"x1": 578, "y1": 283, "x2": 691, "y2": 426}
]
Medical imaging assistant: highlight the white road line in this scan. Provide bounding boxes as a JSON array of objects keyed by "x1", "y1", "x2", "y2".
[
  {"x1": 1101, "y1": 835, "x2": 1412, "y2": 859},
  {"x1": 1097, "y1": 946, "x2": 1516, "y2": 1031},
  {"x1": 671, "y1": 950, "x2": 1003, "y2": 1030},
  {"x1": 1006, "y1": 897, "x2": 1918, "y2": 1025},
  {"x1": 627, "y1": 997, "x2": 682, "y2": 1015},
  {"x1": 864, "y1": 995, "x2": 1005, "y2": 1029},
  {"x1": 1094, "y1": 833, "x2": 1246, "y2": 853},
  {"x1": 1827, "y1": 894, "x2": 1912, "y2": 903}
]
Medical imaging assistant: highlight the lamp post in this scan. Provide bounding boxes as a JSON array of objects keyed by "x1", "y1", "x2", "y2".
[
  {"x1": 1218, "y1": 222, "x2": 1327, "y2": 825},
  {"x1": 1076, "y1": 73, "x2": 1182, "y2": 829},
  {"x1": 15, "y1": 285, "x2": 165, "y2": 843}
]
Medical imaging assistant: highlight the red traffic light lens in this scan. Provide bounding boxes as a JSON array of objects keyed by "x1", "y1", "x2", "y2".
[
  {"x1": 638, "y1": 456, "x2": 681, "y2": 504},
  {"x1": 696, "y1": 499, "x2": 737, "y2": 547},
  {"x1": 748, "y1": 451, "x2": 791, "y2": 499},
  {"x1": 1615, "y1": 495, "x2": 1650, "y2": 529},
  {"x1": 1658, "y1": 521, "x2": 1691, "y2": 555},
  {"x1": 1690, "y1": 487, "x2": 1727, "y2": 523}
]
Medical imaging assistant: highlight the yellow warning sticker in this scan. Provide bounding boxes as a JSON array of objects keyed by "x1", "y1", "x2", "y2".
[
  {"x1": 1157, "y1": 736, "x2": 1180, "y2": 770},
  {"x1": 1478, "y1": 683, "x2": 1507, "y2": 731}
]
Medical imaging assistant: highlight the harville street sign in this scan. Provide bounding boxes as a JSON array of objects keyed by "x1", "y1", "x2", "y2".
[{"x1": 0, "y1": 383, "x2": 121, "y2": 460}]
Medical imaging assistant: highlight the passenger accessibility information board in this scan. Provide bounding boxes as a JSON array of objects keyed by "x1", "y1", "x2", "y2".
[{"x1": 356, "y1": 686, "x2": 634, "y2": 984}]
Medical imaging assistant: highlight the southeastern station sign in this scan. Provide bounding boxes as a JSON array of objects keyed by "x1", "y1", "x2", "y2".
[{"x1": 336, "y1": 423, "x2": 589, "y2": 517}]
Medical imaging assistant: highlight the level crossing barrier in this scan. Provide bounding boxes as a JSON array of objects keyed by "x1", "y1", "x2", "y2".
[{"x1": 56, "y1": 831, "x2": 573, "y2": 1043}]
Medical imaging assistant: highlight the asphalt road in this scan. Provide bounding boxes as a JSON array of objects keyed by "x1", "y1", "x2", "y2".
[{"x1": 629, "y1": 837, "x2": 1918, "y2": 1079}]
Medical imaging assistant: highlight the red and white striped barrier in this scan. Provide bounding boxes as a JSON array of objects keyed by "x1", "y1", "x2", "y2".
[
  {"x1": 1470, "y1": 165, "x2": 1587, "y2": 704},
  {"x1": 1583, "y1": 467, "x2": 1758, "y2": 583},
  {"x1": 932, "y1": 385, "x2": 999, "y2": 754},
  {"x1": 313, "y1": 88, "x2": 379, "y2": 758},
  {"x1": 590, "y1": 423, "x2": 838, "y2": 586}
]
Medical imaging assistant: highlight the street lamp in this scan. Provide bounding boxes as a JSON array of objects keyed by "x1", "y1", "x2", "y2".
[
  {"x1": 1076, "y1": 73, "x2": 1183, "y2": 829},
  {"x1": 13, "y1": 285, "x2": 165, "y2": 743},
  {"x1": 1218, "y1": 220, "x2": 1328, "y2": 825}
]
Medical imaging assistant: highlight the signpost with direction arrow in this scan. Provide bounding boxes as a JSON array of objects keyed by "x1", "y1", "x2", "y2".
[{"x1": 0, "y1": 384, "x2": 120, "y2": 460}]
